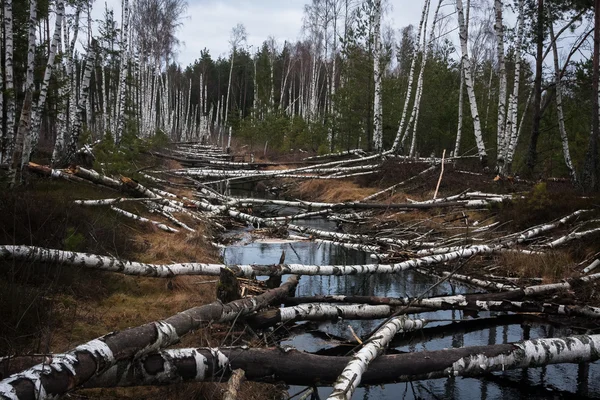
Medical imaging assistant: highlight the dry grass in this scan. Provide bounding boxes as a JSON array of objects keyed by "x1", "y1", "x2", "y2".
[
  {"x1": 290, "y1": 179, "x2": 377, "y2": 202},
  {"x1": 496, "y1": 251, "x2": 576, "y2": 283}
]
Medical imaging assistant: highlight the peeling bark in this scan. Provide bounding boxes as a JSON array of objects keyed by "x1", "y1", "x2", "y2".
[
  {"x1": 4, "y1": 335, "x2": 599, "y2": 390},
  {"x1": 328, "y1": 318, "x2": 426, "y2": 400},
  {"x1": 0, "y1": 277, "x2": 299, "y2": 400}
]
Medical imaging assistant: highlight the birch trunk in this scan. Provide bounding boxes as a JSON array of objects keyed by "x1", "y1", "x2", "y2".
[
  {"x1": 502, "y1": 0, "x2": 525, "y2": 174},
  {"x1": 63, "y1": 48, "x2": 95, "y2": 164},
  {"x1": 328, "y1": 318, "x2": 427, "y2": 400},
  {"x1": 52, "y1": 6, "x2": 80, "y2": 164},
  {"x1": 0, "y1": 244, "x2": 497, "y2": 277},
  {"x1": 2, "y1": 0, "x2": 15, "y2": 166},
  {"x1": 390, "y1": 1, "x2": 430, "y2": 153},
  {"x1": 13, "y1": 0, "x2": 37, "y2": 173},
  {"x1": 456, "y1": 0, "x2": 487, "y2": 165},
  {"x1": 6, "y1": 336, "x2": 600, "y2": 390},
  {"x1": 251, "y1": 303, "x2": 398, "y2": 328},
  {"x1": 225, "y1": 50, "x2": 235, "y2": 127},
  {"x1": 453, "y1": 61, "x2": 465, "y2": 156},
  {"x1": 0, "y1": 276, "x2": 299, "y2": 400},
  {"x1": 550, "y1": 22, "x2": 577, "y2": 183},
  {"x1": 408, "y1": 0, "x2": 443, "y2": 157},
  {"x1": 115, "y1": 0, "x2": 130, "y2": 143},
  {"x1": 372, "y1": 0, "x2": 383, "y2": 152},
  {"x1": 494, "y1": 0, "x2": 508, "y2": 172},
  {"x1": 24, "y1": 0, "x2": 65, "y2": 165}
]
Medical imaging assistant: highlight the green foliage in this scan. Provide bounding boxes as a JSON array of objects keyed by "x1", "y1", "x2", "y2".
[
  {"x1": 93, "y1": 121, "x2": 169, "y2": 176},
  {"x1": 518, "y1": 182, "x2": 551, "y2": 212},
  {"x1": 236, "y1": 114, "x2": 322, "y2": 152},
  {"x1": 63, "y1": 227, "x2": 85, "y2": 251}
]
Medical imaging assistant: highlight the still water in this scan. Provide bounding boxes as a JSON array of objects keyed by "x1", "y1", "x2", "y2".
[{"x1": 223, "y1": 207, "x2": 600, "y2": 399}]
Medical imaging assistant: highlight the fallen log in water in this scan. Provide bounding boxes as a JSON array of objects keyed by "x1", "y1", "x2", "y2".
[
  {"x1": 0, "y1": 244, "x2": 498, "y2": 277},
  {"x1": 0, "y1": 276, "x2": 299, "y2": 400},
  {"x1": 6, "y1": 335, "x2": 598, "y2": 389},
  {"x1": 249, "y1": 304, "x2": 405, "y2": 328},
  {"x1": 0, "y1": 315, "x2": 541, "y2": 381},
  {"x1": 328, "y1": 318, "x2": 427, "y2": 400}
]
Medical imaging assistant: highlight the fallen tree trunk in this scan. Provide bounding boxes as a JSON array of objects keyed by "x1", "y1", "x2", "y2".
[
  {"x1": 328, "y1": 318, "x2": 427, "y2": 400},
  {"x1": 249, "y1": 304, "x2": 401, "y2": 328},
  {"x1": 110, "y1": 206, "x2": 178, "y2": 233},
  {"x1": 0, "y1": 315, "x2": 540, "y2": 381},
  {"x1": 0, "y1": 244, "x2": 497, "y2": 277},
  {"x1": 0, "y1": 276, "x2": 299, "y2": 400},
  {"x1": 9, "y1": 335, "x2": 599, "y2": 389}
]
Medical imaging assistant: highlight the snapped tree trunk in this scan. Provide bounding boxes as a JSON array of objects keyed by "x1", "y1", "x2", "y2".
[{"x1": 0, "y1": 276, "x2": 299, "y2": 400}]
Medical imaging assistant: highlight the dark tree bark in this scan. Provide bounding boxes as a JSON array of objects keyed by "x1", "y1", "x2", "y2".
[
  {"x1": 582, "y1": 0, "x2": 600, "y2": 190},
  {"x1": 0, "y1": 276, "x2": 299, "y2": 400},
  {"x1": 526, "y1": 0, "x2": 545, "y2": 175},
  {"x1": 6, "y1": 336, "x2": 600, "y2": 390}
]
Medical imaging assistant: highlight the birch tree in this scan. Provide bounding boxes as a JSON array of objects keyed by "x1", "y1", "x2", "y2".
[
  {"x1": 115, "y1": 0, "x2": 130, "y2": 143},
  {"x1": 372, "y1": 0, "x2": 383, "y2": 152},
  {"x1": 22, "y1": 0, "x2": 65, "y2": 167},
  {"x1": 550, "y1": 20, "x2": 577, "y2": 184},
  {"x1": 455, "y1": 0, "x2": 487, "y2": 165},
  {"x1": 13, "y1": 0, "x2": 38, "y2": 175},
  {"x1": 2, "y1": 0, "x2": 15, "y2": 166},
  {"x1": 390, "y1": 0, "x2": 430, "y2": 153},
  {"x1": 494, "y1": 0, "x2": 508, "y2": 172},
  {"x1": 225, "y1": 23, "x2": 247, "y2": 132}
]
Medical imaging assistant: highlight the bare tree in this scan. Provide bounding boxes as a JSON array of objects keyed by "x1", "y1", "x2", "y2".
[
  {"x1": 131, "y1": 0, "x2": 187, "y2": 69},
  {"x1": 225, "y1": 23, "x2": 247, "y2": 147}
]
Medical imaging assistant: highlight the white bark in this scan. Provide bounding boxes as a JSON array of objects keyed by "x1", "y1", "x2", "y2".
[
  {"x1": 494, "y1": 0, "x2": 508, "y2": 171},
  {"x1": 545, "y1": 227, "x2": 600, "y2": 248},
  {"x1": 0, "y1": 244, "x2": 498, "y2": 277},
  {"x1": 225, "y1": 50, "x2": 235, "y2": 127},
  {"x1": 584, "y1": 259, "x2": 600, "y2": 274},
  {"x1": 363, "y1": 165, "x2": 437, "y2": 201},
  {"x1": 14, "y1": 0, "x2": 37, "y2": 171},
  {"x1": 409, "y1": 335, "x2": 600, "y2": 381},
  {"x1": 328, "y1": 318, "x2": 427, "y2": 400},
  {"x1": 390, "y1": 0, "x2": 430, "y2": 153},
  {"x1": 278, "y1": 303, "x2": 395, "y2": 322},
  {"x1": 2, "y1": 0, "x2": 15, "y2": 166},
  {"x1": 25, "y1": 0, "x2": 64, "y2": 165},
  {"x1": 110, "y1": 206, "x2": 179, "y2": 233},
  {"x1": 65, "y1": 48, "x2": 95, "y2": 163},
  {"x1": 455, "y1": 0, "x2": 487, "y2": 164},
  {"x1": 372, "y1": 0, "x2": 383, "y2": 152},
  {"x1": 441, "y1": 272, "x2": 518, "y2": 291},
  {"x1": 407, "y1": 0, "x2": 443, "y2": 157},
  {"x1": 454, "y1": 61, "x2": 465, "y2": 156},
  {"x1": 115, "y1": 0, "x2": 130, "y2": 143},
  {"x1": 550, "y1": 23, "x2": 577, "y2": 183},
  {"x1": 503, "y1": 0, "x2": 525, "y2": 173}
]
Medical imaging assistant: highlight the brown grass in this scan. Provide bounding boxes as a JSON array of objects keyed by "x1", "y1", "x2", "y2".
[
  {"x1": 290, "y1": 179, "x2": 377, "y2": 202},
  {"x1": 496, "y1": 251, "x2": 576, "y2": 283}
]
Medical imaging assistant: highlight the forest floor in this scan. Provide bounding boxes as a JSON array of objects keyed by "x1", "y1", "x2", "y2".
[
  {"x1": 2, "y1": 148, "x2": 600, "y2": 399},
  {"x1": 0, "y1": 156, "x2": 283, "y2": 399}
]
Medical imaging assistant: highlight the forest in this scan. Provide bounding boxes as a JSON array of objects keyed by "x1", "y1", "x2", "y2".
[
  {"x1": 2, "y1": 0, "x2": 600, "y2": 399},
  {"x1": 0, "y1": 0, "x2": 598, "y2": 183}
]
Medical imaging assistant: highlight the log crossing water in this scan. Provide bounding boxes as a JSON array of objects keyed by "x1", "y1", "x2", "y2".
[{"x1": 223, "y1": 207, "x2": 600, "y2": 399}]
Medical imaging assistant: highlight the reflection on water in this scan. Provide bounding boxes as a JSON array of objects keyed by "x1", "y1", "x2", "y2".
[{"x1": 223, "y1": 213, "x2": 600, "y2": 399}]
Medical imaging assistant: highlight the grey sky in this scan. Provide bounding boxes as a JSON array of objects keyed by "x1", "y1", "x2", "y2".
[{"x1": 97, "y1": 0, "x2": 425, "y2": 66}]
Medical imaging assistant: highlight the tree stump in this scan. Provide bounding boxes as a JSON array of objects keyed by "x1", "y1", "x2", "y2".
[{"x1": 217, "y1": 267, "x2": 241, "y2": 303}]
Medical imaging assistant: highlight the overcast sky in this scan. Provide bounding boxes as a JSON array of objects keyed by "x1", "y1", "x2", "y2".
[{"x1": 95, "y1": 0, "x2": 426, "y2": 66}]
